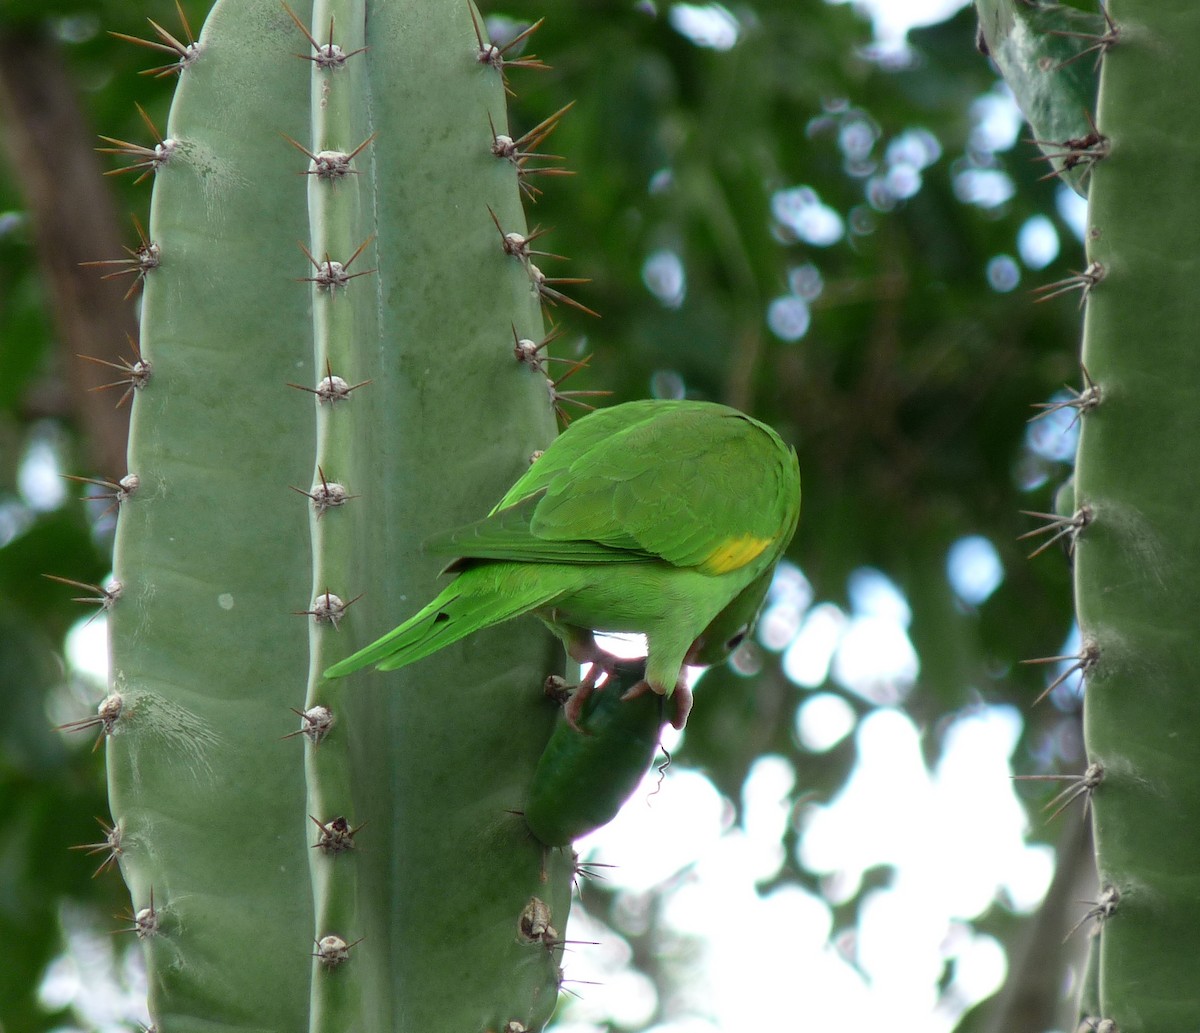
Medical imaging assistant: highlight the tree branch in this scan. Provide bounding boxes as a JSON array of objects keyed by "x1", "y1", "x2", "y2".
[{"x1": 0, "y1": 23, "x2": 134, "y2": 475}]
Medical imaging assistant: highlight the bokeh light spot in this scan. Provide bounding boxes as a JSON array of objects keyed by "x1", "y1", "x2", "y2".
[
  {"x1": 767, "y1": 296, "x2": 812, "y2": 342},
  {"x1": 1017, "y1": 214, "x2": 1060, "y2": 269},
  {"x1": 986, "y1": 254, "x2": 1020, "y2": 293},
  {"x1": 668, "y1": 2, "x2": 739, "y2": 50},
  {"x1": 796, "y1": 693, "x2": 857, "y2": 752},
  {"x1": 946, "y1": 535, "x2": 1004, "y2": 605}
]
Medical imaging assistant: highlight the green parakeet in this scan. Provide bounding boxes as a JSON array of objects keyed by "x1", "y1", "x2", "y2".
[{"x1": 323, "y1": 399, "x2": 801, "y2": 728}]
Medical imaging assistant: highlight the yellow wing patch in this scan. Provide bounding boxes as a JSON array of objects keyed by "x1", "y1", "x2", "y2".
[{"x1": 700, "y1": 535, "x2": 772, "y2": 575}]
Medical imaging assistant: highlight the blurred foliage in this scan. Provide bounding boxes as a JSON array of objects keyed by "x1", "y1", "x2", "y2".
[{"x1": 0, "y1": 0, "x2": 1093, "y2": 1029}]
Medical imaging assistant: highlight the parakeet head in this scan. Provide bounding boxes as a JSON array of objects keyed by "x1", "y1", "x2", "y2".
[{"x1": 685, "y1": 563, "x2": 777, "y2": 668}]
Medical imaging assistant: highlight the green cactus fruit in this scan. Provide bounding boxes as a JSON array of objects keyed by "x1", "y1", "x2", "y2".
[
  {"x1": 525, "y1": 664, "x2": 667, "y2": 847},
  {"x1": 98, "y1": 0, "x2": 582, "y2": 1029}
]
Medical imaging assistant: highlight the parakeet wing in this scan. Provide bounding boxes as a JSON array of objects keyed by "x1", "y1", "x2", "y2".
[
  {"x1": 528, "y1": 404, "x2": 796, "y2": 571},
  {"x1": 427, "y1": 494, "x2": 657, "y2": 566},
  {"x1": 489, "y1": 399, "x2": 671, "y2": 514},
  {"x1": 427, "y1": 401, "x2": 798, "y2": 575}
]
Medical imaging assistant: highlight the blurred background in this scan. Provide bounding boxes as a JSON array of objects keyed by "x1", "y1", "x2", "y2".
[{"x1": 0, "y1": 1, "x2": 1099, "y2": 1030}]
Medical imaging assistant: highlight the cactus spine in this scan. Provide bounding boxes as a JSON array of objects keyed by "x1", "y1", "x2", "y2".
[
  {"x1": 99, "y1": 1, "x2": 577, "y2": 1028},
  {"x1": 980, "y1": 1, "x2": 1200, "y2": 1028}
]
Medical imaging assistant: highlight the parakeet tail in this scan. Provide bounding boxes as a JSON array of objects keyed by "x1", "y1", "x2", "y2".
[{"x1": 323, "y1": 568, "x2": 564, "y2": 679}]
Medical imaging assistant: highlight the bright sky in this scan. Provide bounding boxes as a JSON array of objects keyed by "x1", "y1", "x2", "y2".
[{"x1": 848, "y1": 0, "x2": 972, "y2": 52}]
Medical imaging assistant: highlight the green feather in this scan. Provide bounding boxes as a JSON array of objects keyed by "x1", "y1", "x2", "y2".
[
  {"x1": 426, "y1": 495, "x2": 656, "y2": 571},
  {"x1": 527, "y1": 404, "x2": 795, "y2": 567},
  {"x1": 452, "y1": 401, "x2": 798, "y2": 571},
  {"x1": 490, "y1": 399, "x2": 671, "y2": 513},
  {"x1": 322, "y1": 563, "x2": 574, "y2": 678}
]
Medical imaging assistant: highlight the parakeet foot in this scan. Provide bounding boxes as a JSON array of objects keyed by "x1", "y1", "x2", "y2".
[{"x1": 560, "y1": 655, "x2": 649, "y2": 732}]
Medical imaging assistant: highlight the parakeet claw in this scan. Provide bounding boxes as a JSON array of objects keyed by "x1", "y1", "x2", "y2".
[
  {"x1": 561, "y1": 673, "x2": 598, "y2": 733},
  {"x1": 620, "y1": 678, "x2": 692, "y2": 730},
  {"x1": 669, "y1": 684, "x2": 693, "y2": 730}
]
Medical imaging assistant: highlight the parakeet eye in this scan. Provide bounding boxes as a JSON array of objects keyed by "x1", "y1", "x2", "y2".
[{"x1": 725, "y1": 627, "x2": 749, "y2": 651}]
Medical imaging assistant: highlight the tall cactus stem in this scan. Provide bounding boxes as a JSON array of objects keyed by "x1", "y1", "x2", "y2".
[
  {"x1": 1074, "y1": 2, "x2": 1200, "y2": 1027},
  {"x1": 95, "y1": 0, "x2": 584, "y2": 1028},
  {"x1": 982, "y1": 0, "x2": 1200, "y2": 1025}
]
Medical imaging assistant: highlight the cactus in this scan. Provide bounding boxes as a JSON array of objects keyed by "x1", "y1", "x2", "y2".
[
  {"x1": 91, "y1": 0, "x2": 588, "y2": 1028},
  {"x1": 979, "y1": 1, "x2": 1200, "y2": 1028}
]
